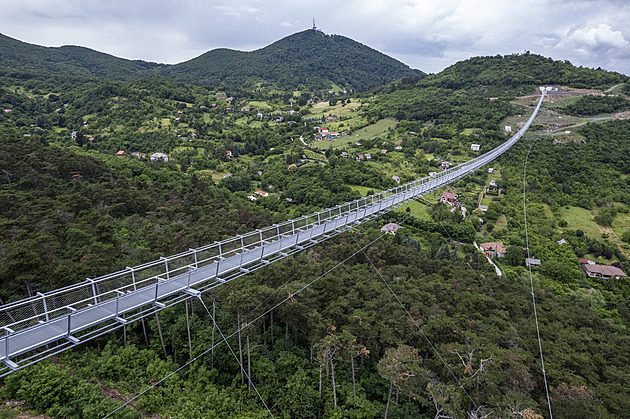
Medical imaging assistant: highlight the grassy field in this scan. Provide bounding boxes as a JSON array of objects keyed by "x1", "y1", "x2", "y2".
[
  {"x1": 348, "y1": 185, "x2": 375, "y2": 196},
  {"x1": 173, "y1": 146, "x2": 206, "y2": 155},
  {"x1": 309, "y1": 101, "x2": 362, "y2": 117},
  {"x1": 248, "y1": 101, "x2": 272, "y2": 109},
  {"x1": 354, "y1": 119, "x2": 397, "y2": 141},
  {"x1": 303, "y1": 149, "x2": 328, "y2": 162},
  {"x1": 398, "y1": 200, "x2": 433, "y2": 221},
  {"x1": 611, "y1": 205, "x2": 630, "y2": 242},
  {"x1": 560, "y1": 206, "x2": 601, "y2": 237}
]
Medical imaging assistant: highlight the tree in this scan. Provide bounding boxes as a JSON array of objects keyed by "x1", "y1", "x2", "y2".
[{"x1": 377, "y1": 344, "x2": 429, "y2": 418}]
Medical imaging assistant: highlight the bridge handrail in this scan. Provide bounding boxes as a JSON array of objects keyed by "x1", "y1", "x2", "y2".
[{"x1": 0, "y1": 92, "x2": 545, "y2": 333}]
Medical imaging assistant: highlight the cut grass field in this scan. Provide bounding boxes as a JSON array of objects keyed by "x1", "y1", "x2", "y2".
[
  {"x1": 560, "y1": 206, "x2": 601, "y2": 237},
  {"x1": 353, "y1": 119, "x2": 397, "y2": 141},
  {"x1": 309, "y1": 101, "x2": 362, "y2": 118}
]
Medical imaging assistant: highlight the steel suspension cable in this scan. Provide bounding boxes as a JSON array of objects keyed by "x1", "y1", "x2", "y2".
[
  {"x1": 197, "y1": 296, "x2": 275, "y2": 418},
  {"x1": 523, "y1": 139, "x2": 553, "y2": 418}
]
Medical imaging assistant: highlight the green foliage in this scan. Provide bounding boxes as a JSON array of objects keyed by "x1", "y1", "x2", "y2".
[
  {"x1": 162, "y1": 30, "x2": 423, "y2": 91},
  {"x1": 415, "y1": 52, "x2": 628, "y2": 92},
  {"x1": 563, "y1": 94, "x2": 630, "y2": 116},
  {"x1": 3, "y1": 41, "x2": 630, "y2": 419},
  {"x1": 0, "y1": 33, "x2": 163, "y2": 81},
  {"x1": 0, "y1": 362, "x2": 137, "y2": 418},
  {"x1": 0, "y1": 30, "x2": 422, "y2": 92}
]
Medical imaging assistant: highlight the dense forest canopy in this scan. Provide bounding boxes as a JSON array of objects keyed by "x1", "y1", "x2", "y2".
[{"x1": 0, "y1": 43, "x2": 630, "y2": 417}]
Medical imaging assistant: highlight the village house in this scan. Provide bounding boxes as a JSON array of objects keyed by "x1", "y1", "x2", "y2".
[
  {"x1": 440, "y1": 161, "x2": 452, "y2": 170},
  {"x1": 150, "y1": 152, "x2": 169, "y2": 162},
  {"x1": 116, "y1": 150, "x2": 127, "y2": 157},
  {"x1": 364, "y1": 153, "x2": 371, "y2": 160},
  {"x1": 525, "y1": 258, "x2": 542, "y2": 267},
  {"x1": 392, "y1": 175, "x2": 400, "y2": 184},
  {"x1": 380, "y1": 222, "x2": 402, "y2": 235},
  {"x1": 583, "y1": 263, "x2": 626, "y2": 279},
  {"x1": 255, "y1": 190, "x2": 269, "y2": 197},
  {"x1": 226, "y1": 150, "x2": 233, "y2": 158},
  {"x1": 471, "y1": 144, "x2": 480, "y2": 151},
  {"x1": 488, "y1": 168, "x2": 495, "y2": 174},
  {"x1": 440, "y1": 192, "x2": 458, "y2": 206},
  {"x1": 380, "y1": 149, "x2": 388, "y2": 155},
  {"x1": 479, "y1": 242, "x2": 507, "y2": 258},
  {"x1": 395, "y1": 146, "x2": 403, "y2": 150}
]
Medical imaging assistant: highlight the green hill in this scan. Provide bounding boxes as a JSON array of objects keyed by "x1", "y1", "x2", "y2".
[
  {"x1": 0, "y1": 33, "x2": 164, "y2": 81},
  {"x1": 417, "y1": 52, "x2": 628, "y2": 92},
  {"x1": 160, "y1": 29, "x2": 424, "y2": 90},
  {"x1": 0, "y1": 30, "x2": 423, "y2": 91}
]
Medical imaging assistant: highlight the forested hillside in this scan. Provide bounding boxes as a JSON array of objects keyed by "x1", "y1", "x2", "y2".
[
  {"x1": 1, "y1": 50, "x2": 630, "y2": 418},
  {"x1": 393, "y1": 52, "x2": 628, "y2": 96},
  {"x1": 0, "y1": 30, "x2": 422, "y2": 91},
  {"x1": 161, "y1": 29, "x2": 423, "y2": 91},
  {"x1": 0, "y1": 33, "x2": 163, "y2": 81}
]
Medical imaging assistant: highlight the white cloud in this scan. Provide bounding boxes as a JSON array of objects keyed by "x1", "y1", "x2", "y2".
[
  {"x1": 562, "y1": 24, "x2": 629, "y2": 52},
  {"x1": 213, "y1": 5, "x2": 260, "y2": 18}
]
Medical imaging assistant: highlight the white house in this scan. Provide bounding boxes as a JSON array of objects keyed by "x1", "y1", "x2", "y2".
[
  {"x1": 471, "y1": 144, "x2": 480, "y2": 151},
  {"x1": 150, "y1": 152, "x2": 169, "y2": 162}
]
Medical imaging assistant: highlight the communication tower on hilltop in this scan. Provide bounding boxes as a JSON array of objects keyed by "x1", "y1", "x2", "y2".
[{"x1": 312, "y1": 18, "x2": 322, "y2": 33}]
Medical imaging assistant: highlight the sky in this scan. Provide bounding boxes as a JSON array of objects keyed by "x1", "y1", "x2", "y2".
[{"x1": 1, "y1": 0, "x2": 629, "y2": 76}]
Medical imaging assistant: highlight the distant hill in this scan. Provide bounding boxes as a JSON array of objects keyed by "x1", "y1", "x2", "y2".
[
  {"x1": 0, "y1": 33, "x2": 164, "y2": 81},
  {"x1": 0, "y1": 30, "x2": 423, "y2": 91},
  {"x1": 417, "y1": 52, "x2": 628, "y2": 92},
  {"x1": 160, "y1": 29, "x2": 424, "y2": 91}
]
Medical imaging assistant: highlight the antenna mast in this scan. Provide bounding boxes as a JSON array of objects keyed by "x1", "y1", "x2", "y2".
[{"x1": 312, "y1": 18, "x2": 317, "y2": 30}]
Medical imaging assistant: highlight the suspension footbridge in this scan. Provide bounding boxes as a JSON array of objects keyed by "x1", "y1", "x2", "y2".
[{"x1": 0, "y1": 91, "x2": 546, "y2": 376}]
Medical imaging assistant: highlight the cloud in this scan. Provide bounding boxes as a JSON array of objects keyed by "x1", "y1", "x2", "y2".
[
  {"x1": 562, "y1": 24, "x2": 629, "y2": 53},
  {"x1": 0, "y1": 0, "x2": 628, "y2": 74},
  {"x1": 213, "y1": 5, "x2": 260, "y2": 18}
]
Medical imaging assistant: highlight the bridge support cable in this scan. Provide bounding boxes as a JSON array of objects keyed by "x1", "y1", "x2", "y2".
[
  {"x1": 523, "y1": 139, "x2": 553, "y2": 418},
  {"x1": 0, "y1": 92, "x2": 546, "y2": 376},
  {"x1": 197, "y1": 297, "x2": 275, "y2": 418}
]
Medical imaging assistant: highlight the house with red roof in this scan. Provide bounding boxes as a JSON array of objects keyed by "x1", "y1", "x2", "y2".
[
  {"x1": 440, "y1": 192, "x2": 458, "y2": 206},
  {"x1": 479, "y1": 242, "x2": 506, "y2": 258}
]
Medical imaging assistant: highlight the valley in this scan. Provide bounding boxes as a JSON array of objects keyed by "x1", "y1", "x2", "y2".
[{"x1": 1, "y1": 32, "x2": 630, "y2": 418}]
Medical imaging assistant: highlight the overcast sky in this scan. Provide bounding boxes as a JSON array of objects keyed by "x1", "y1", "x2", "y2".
[{"x1": 1, "y1": 0, "x2": 629, "y2": 75}]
